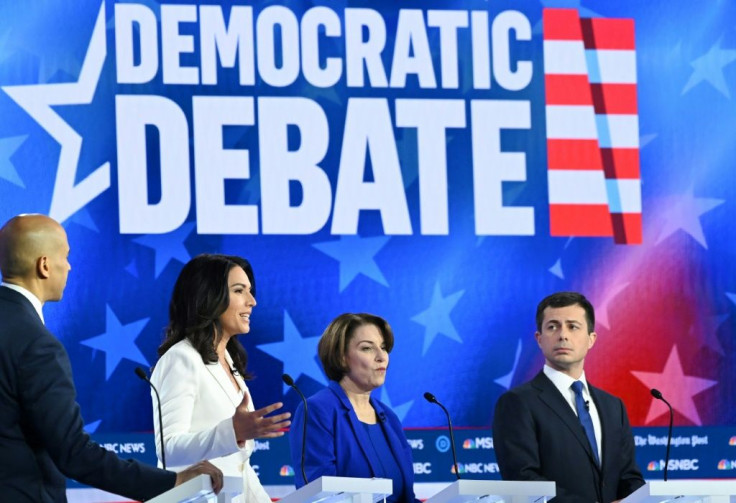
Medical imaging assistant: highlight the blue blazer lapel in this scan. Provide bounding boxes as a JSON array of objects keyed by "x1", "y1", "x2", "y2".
[
  {"x1": 373, "y1": 399, "x2": 413, "y2": 500},
  {"x1": 533, "y1": 372, "x2": 600, "y2": 471},
  {"x1": 328, "y1": 382, "x2": 381, "y2": 477}
]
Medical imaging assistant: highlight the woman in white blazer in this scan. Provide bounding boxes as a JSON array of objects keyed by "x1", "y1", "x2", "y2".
[{"x1": 151, "y1": 254, "x2": 291, "y2": 503}]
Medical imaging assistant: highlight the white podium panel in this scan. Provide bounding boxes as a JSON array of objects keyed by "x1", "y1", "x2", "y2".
[
  {"x1": 277, "y1": 476, "x2": 392, "y2": 503},
  {"x1": 621, "y1": 480, "x2": 736, "y2": 503},
  {"x1": 425, "y1": 480, "x2": 556, "y2": 503},
  {"x1": 148, "y1": 475, "x2": 242, "y2": 503}
]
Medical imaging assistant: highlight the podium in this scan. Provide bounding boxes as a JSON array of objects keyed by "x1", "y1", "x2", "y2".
[
  {"x1": 621, "y1": 480, "x2": 736, "y2": 503},
  {"x1": 425, "y1": 480, "x2": 556, "y2": 503},
  {"x1": 148, "y1": 475, "x2": 243, "y2": 503},
  {"x1": 277, "y1": 476, "x2": 392, "y2": 503}
]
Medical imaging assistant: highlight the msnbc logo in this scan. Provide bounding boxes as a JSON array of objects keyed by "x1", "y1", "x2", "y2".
[
  {"x1": 279, "y1": 465, "x2": 295, "y2": 477},
  {"x1": 729, "y1": 436, "x2": 736, "y2": 446},
  {"x1": 717, "y1": 460, "x2": 736, "y2": 470},
  {"x1": 647, "y1": 459, "x2": 699, "y2": 471},
  {"x1": 462, "y1": 437, "x2": 493, "y2": 449}
]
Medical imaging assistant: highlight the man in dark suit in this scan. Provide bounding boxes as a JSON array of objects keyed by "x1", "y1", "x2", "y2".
[
  {"x1": 0, "y1": 214, "x2": 223, "y2": 502},
  {"x1": 492, "y1": 292, "x2": 644, "y2": 503}
]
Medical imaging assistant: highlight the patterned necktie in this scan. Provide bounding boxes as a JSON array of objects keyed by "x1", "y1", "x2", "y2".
[{"x1": 571, "y1": 380, "x2": 600, "y2": 465}]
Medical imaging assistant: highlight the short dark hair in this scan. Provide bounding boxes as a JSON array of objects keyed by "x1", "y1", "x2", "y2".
[
  {"x1": 536, "y1": 291, "x2": 595, "y2": 333},
  {"x1": 158, "y1": 253, "x2": 256, "y2": 379},
  {"x1": 318, "y1": 313, "x2": 395, "y2": 382}
]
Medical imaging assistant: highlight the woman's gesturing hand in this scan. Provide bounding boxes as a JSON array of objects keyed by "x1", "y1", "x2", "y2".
[{"x1": 232, "y1": 393, "x2": 291, "y2": 442}]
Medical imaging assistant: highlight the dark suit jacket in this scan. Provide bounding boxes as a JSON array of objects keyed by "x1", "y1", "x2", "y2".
[
  {"x1": 0, "y1": 286, "x2": 176, "y2": 502},
  {"x1": 289, "y1": 381, "x2": 418, "y2": 503},
  {"x1": 492, "y1": 371, "x2": 644, "y2": 503}
]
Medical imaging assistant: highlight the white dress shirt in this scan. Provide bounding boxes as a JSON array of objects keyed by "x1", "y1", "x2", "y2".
[{"x1": 543, "y1": 365, "x2": 602, "y2": 462}]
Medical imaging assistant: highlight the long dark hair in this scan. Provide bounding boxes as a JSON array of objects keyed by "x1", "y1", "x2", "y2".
[{"x1": 158, "y1": 253, "x2": 255, "y2": 379}]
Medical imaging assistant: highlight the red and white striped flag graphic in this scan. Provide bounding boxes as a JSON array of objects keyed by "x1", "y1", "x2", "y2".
[{"x1": 543, "y1": 8, "x2": 642, "y2": 244}]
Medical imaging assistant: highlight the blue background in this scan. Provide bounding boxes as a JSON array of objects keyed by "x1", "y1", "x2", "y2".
[{"x1": 1, "y1": 0, "x2": 735, "y2": 487}]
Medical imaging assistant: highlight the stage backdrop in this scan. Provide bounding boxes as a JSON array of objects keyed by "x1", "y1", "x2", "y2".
[{"x1": 1, "y1": 0, "x2": 736, "y2": 489}]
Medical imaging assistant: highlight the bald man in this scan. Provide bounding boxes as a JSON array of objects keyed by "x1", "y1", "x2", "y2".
[{"x1": 0, "y1": 214, "x2": 223, "y2": 502}]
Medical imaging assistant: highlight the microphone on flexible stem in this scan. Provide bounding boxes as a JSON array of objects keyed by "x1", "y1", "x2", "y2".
[
  {"x1": 650, "y1": 388, "x2": 673, "y2": 482},
  {"x1": 424, "y1": 392, "x2": 460, "y2": 479},
  {"x1": 135, "y1": 367, "x2": 166, "y2": 470},
  {"x1": 283, "y1": 373, "x2": 308, "y2": 485}
]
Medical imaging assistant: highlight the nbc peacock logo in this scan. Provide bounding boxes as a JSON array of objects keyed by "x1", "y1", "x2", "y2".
[
  {"x1": 463, "y1": 439, "x2": 476, "y2": 449},
  {"x1": 280, "y1": 465, "x2": 295, "y2": 477},
  {"x1": 647, "y1": 461, "x2": 664, "y2": 471},
  {"x1": 717, "y1": 460, "x2": 736, "y2": 470},
  {"x1": 728, "y1": 436, "x2": 736, "y2": 446}
]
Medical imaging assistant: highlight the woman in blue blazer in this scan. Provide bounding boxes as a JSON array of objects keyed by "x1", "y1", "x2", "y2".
[{"x1": 289, "y1": 313, "x2": 418, "y2": 503}]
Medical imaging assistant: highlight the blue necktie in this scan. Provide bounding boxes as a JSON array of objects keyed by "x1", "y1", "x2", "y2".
[{"x1": 571, "y1": 380, "x2": 599, "y2": 465}]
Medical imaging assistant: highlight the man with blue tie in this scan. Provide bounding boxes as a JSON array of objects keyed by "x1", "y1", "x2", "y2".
[{"x1": 492, "y1": 292, "x2": 644, "y2": 503}]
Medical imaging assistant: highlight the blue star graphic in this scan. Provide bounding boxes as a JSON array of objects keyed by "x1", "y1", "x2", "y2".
[
  {"x1": 690, "y1": 314, "x2": 729, "y2": 356},
  {"x1": 655, "y1": 188, "x2": 723, "y2": 249},
  {"x1": 257, "y1": 310, "x2": 326, "y2": 393},
  {"x1": 682, "y1": 37, "x2": 736, "y2": 98},
  {"x1": 494, "y1": 338, "x2": 522, "y2": 390},
  {"x1": 84, "y1": 419, "x2": 102, "y2": 434},
  {"x1": 133, "y1": 222, "x2": 195, "y2": 278},
  {"x1": 727, "y1": 292, "x2": 736, "y2": 306},
  {"x1": 548, "y1": 258, "x2": 564, "y2": 279},
  {"x1": 0, "y1": 135, "x2": 27, "y2": 187},
  {"x1": 379, "y1": 388, "x2": 413, "y2": 423},
  {"x1": 312, "y1": 235, "x2": 390, "y2": 292},
  {"x1": 411, "y1": 282, "x2": 465, "y2": 355},
  {"x1": 67, "y1": 208, "x2": 99, "y2": 233},
  {"x1": 125, "y1": 260, "x2": 139, "y2": 279},
  {"x1": 80, "y1": 305, "x2": 150, "y2": 380},
  {"x1": 1, "y1": 2, "x2": 110, "y2": 224}
]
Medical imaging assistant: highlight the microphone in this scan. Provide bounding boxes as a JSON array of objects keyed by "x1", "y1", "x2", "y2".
[
  {"x1": 135, "y1": 367, "x2": 166, "y2": 470},
  {"x1": 424, "y1": 392, "x2": 460, "y2": 479},
  {"x1": 584, "y1": 400, "x2": 590, "y2": 411},
  {"x1": 650, "y1": 388, "x2": 673, "y2": 481},
  {"x1": 283, "y1": 373, "x2": 308, "y2": 485}
]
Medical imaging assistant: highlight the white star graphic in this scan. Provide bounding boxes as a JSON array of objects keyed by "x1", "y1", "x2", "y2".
[
  {"x1": 592, "y1": 282, "x2": 630, "y2": 331},
  {"x1": 654, "y1": 188, "x2": 723, "y2": 249},
  {"x1": 1, "y1": 2, "x2": 109, "y2": 223},
  {"x1": 682, "y1": 37, "x2": 736, "y2": 98},
  {"x1": 631, "y1": 345, "x2": 717, "y2": 425}
]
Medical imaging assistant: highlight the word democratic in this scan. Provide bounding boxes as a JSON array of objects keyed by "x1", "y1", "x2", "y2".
[{"x1": 113, "y1": 3, "x2": 536, "y2": 235}]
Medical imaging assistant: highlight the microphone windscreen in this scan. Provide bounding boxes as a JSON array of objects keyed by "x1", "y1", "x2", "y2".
[
  {"x1": 650, "y1": 388, "x2": 663, "y2": 399},
  {"x1": 135, "y1": 367, "x2": 148, "y2": 381},
  {"x1": 282, "y1": 373, "x2": 295, "y2": 387},
  {"x1": 423, "y1": 392, "x2": 436, "y2": 403}
]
